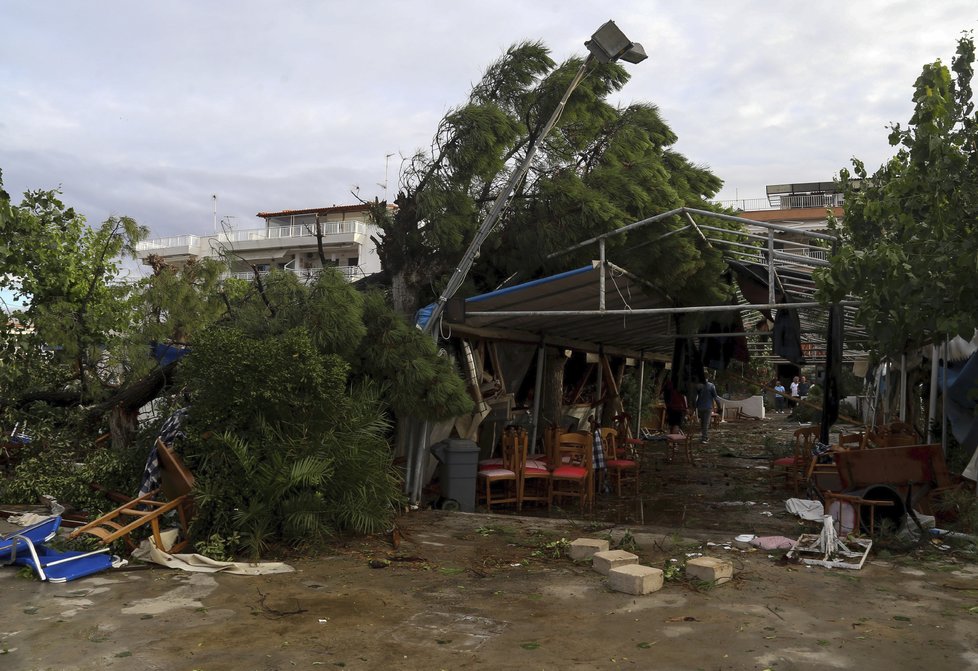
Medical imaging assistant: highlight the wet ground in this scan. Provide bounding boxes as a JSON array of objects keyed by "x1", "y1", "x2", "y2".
[{"x1": 2, "y1": 413, "x2": 978, "y2": 670}]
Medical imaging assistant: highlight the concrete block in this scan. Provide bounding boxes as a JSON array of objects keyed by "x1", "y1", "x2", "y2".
[
  {"x1": 569, "y1": 538, "x2": 610, "y2": 561},
  {"x1": 591, "y1": 549, "x2": 639, "y2": 576},
  {"x1": 608, "y1": 565, "x2": 664, "y2": 595},
  {"x1": 686, "y1": 556, "x2": 734, "y2": 585}
]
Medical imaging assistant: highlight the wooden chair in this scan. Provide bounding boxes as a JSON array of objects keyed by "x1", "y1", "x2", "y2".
[
  {"x1": 838, "y1": 431, "x2": 867, "y2": 450},
  {"x1": 477, "y1": 428, "x2": 523, "y2": 512},
  {"x1": 666, "y1": 431, "x2": 694, "y2": 465},
  {"x1": 771, "y1": 426, "x2": 818, "y2": 494},
  {"x1": 600, "y1": 427, "x2": 639, "y2": 497},
  {"x1": 822, "y1": 491, "x2": 896, "y2": 536},
  {"x1": 548, "y1": 431, "x2": 593, "y2": 513},
  {"x1": 614, "y1": 413, "x2": 648, "y2": 462},
  {"x1": 542, "y1": 425, "x2": 564, "y2": 469},
  {"x1": 70, "y1": 438, "x2": 195, "y2": 553},
  {"x1": 516, "y1": 428, "x2": 551, "y2": 511}
]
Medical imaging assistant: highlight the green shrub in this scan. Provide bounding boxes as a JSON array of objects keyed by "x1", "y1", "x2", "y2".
[{"x1": 181, "y1": 318, "x2": 404, "y2": 557}]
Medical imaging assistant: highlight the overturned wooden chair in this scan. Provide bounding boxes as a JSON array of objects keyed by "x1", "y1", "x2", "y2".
[{"x1": 70, "y1": 438, "x2": 195, "y2": 553}]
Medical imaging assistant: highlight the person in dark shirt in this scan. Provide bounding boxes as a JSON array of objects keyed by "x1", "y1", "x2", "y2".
[
  {"x1": 798, "y1": 376, "x2": 811, "y2": 399},
  {"x1": 663, "y1": 378, "x2": 688, "y2": 434}
]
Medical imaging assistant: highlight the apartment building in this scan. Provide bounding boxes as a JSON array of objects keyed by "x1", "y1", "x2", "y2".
[{"x1": 135, "y1": 203, "x2": 387, "y2": 282}]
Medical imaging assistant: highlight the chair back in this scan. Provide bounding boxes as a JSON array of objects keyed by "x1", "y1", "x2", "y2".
[
  {"x1": 556, "y1": 431, "x2": 592, "y2": 471},
  {"x1": 501, "y1": 427, "x2": 528, "y2": 473},
  {"x1": 793, "y1": 425, "x2": 819, "y2": 470},
  {"x1": 543, "y1": 426, "x2": 564, "y2": 466},
  {"x1": 157, "y1": 438, "x2": 195, "y2": 501},
  {"x1": 599, "y1": 427, "x2": 619, "y2": 459},
  {"x1": 838, "y1": 432, "x2": 867, "y2": 450},
  {"x1": 612, "y1": 414, "x2": 633, "y2": 442}
]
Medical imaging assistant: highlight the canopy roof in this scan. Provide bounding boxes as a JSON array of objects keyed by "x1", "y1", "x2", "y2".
[{"x1": 420, "y1": 207, "x2": 872, "y2": 364}]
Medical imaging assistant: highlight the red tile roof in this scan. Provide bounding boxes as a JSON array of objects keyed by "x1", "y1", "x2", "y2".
[{"x1": 257, "y1": 203, "x2": 387, "y2": 219}]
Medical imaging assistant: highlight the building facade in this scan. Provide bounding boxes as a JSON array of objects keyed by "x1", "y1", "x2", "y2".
[{"x1": 135, "y1": 203, "x2": 386, "y2": 282}]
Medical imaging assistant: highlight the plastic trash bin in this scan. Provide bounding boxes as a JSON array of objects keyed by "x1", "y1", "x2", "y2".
[{"x1": 429, "y1": 439, "x2": 479, "y2": 512}]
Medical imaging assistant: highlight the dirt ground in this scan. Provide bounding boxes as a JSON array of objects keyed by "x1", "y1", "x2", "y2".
[{"x1": 3, "y1": 413, "x2": 978, "y2": 671}]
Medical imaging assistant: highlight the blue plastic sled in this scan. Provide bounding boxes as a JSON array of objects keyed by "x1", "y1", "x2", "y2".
[
  {"x1": 10, "y1": 543, "x2": 116, "y2": 583},
  {"x1": 1, "y1": 515, "x2": 118, "y2": 582},
  {"x1": 0, "y1": 515, "x2": 61, "y2": 562}
]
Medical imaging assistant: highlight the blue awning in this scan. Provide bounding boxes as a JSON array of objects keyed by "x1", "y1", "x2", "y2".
[{"x1": 417, "y1": 262, "x2": 675, "y2": 357}]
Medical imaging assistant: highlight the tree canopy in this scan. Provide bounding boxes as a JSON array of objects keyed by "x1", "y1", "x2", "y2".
[
  {"x1": 1, "y1": 175, "x2": 472, "y2": 553},
  {"x1": 369, "y1": 41, "x2": 732, "y2": 319},
  {"x1": 818, "y1": 34, "x2": 978, "y2": 356}
]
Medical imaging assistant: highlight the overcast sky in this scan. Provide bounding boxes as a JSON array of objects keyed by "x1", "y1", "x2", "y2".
[{"x1": 2, "y1": 1, "x2": 976, "y2": 245}]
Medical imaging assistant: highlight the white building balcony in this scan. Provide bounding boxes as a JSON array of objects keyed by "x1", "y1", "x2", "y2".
[
  {"x1": 223, "y1": 266, "x2": 367, "y2": 283},
  {"x1": 136, "y1": 220, "x2": 371, "y2": 259}
]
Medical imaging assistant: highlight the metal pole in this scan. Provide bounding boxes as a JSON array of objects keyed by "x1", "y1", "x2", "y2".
[
  {"x1": 942, "y1": 338, "x2": 948, "y2": 460},
  {"x1": 467, "y1": 299, "x2": 859, "y2": 318},
  {"x1": 928, "y1": 344, "x2": 939, "y2": 444},
  {"x1": 635, "y1": 356, "x2": 646, "y2": 438},
  {"x1": 424, "y1": 55, "x2": 594, "y2": 334},
  {"x1": 402, "y1": 417, "x2": 418, "y2": 499},
  {"x1": 411, "y1": 420, "x2": 431, "y2": 505},
  {"x1": 899, "y1": 353, "x2": 907, "y2": 422},
  {"x1": 530, "y1": 340, "x2": 546, "y2": 453},
  {"x1": 599, "y1": 239, "x2": 606, "y2": 311}
]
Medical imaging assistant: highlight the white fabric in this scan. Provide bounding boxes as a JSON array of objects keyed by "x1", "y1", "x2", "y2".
[
  {"x1": 785, "y1": 498, "x2": 824, "y2": 521},
  {"x1": 132, "y1": 529, "x2": 294, "y2": 575},
  {"x1": 6, "y1": 512, "x2": 52, "y2": 527},
  {"x1": 963, "y1": 445, "x2": 978, "y2": 482},
  {"x1": 825, "y1": 500, "x2": 857, "y2": 535}
]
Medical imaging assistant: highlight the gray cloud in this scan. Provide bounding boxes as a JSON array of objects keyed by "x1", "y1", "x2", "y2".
[{"x1": 2, "y1": 1, "x2": 976, "y2": 246}]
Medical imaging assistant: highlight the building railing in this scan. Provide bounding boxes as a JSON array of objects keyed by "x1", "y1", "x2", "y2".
[
  {"x1": 716, "y1": 193, "x2": 845, "y2": 212},
  {"x1": 136, "y1": 220, "x2": 368, "y2": 252},
  {"x1": 222, "y1": 266, "x2": 366, "y2": 283}
]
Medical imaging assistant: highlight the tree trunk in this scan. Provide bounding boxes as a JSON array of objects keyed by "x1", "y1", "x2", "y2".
[
  {"x1": 541, "y1": 347, "x2": 566, "y2": 429},
  {"x1": 108, "y1": 404, "x2": 140, "y2": 450}
]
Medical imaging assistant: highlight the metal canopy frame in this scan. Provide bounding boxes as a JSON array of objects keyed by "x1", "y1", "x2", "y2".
[
  {"x1": 433, "y1": 206, "x2": 868, "y2": 364},
  {"x1": 405, "y1": 206, "x2": 869, "y2": 506}
]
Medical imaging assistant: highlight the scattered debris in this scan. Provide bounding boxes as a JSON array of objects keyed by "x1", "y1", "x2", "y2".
[{"x1": 786, "y1": 515, "x2": 872, "y2": 570}]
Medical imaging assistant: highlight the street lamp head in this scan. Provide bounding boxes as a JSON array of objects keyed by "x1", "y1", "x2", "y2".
[
  {"x1": 619, "y1": 42, "x2": 647, "y2": 65},
  {"x1": 585, "y1": 20, "x2": 647, "y2": 65}
]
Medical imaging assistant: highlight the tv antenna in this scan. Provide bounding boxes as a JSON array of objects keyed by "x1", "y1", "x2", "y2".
[{"x1": 378, "y1": 152, "x2": 396, "y2": 200}]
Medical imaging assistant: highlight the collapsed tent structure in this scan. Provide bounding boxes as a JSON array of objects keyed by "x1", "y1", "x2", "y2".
[
  {"x1": 402, "y1": 206, "x2": 978, "y2": 506},
  {"x1": 403, "y1": 207, "x2": 881, "y2": 505}
]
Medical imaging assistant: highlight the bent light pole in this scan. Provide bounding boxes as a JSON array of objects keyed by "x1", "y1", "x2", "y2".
[
  {"x1": 408, "y1": 20, "x2": 647, "y2": 507},
  {"x1": 421, "y1": 20, "x2": 647, "y2": 336}
]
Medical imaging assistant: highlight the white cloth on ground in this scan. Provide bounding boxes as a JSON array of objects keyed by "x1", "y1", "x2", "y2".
[
  {"x1": 132, "y1": 529, "x2": 294, "y2": 575},
  {"x1": 785, "y1": 498, "x2": 824, "y2": 521}
]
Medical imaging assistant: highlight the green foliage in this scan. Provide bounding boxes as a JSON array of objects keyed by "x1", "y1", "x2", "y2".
[
  {"x1": 818, "y1": 33, "x2": 978, "y2": 356},
  {"x1": 0, "y1": 438, "x2": 144, "y2": 515},
  {"x1": 354, "y1": 292, "x2": 473, "y2": 420},
  {"x1": 369, "y1": 40, "x2": 729, "y2": 317},
  {"x1": 0, "y1": 183, "x2": 148, "y2": 401},
  {"x1": 193, "y1": 533, "x2": 241, "y2": 562},
  {"x1": 178, "y1": 275, "x2": 423, "y2": 556},
  {"x1": 182, "y1": 325, "x2": 350, "y2": 435},
  {"x1": 531, "y1": 537, "x2": 570, "y2": 559}
]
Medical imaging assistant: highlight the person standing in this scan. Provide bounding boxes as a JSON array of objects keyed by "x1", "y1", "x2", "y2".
[
  {"x1": 662, "y1": 377, "x2": 688, "y2": 434},
  {"x1": 789, "y1": 376, "x2": 801, "y2": 409},
  {"x1": 695, "y1": 378, "x2": 722, "y2": 443},
  {"x1": 774, "y1": 380, "x2": 786, "y2": 413},
  {"x1": 798, "y1": 375, "x2": 811, "y2": 399}
]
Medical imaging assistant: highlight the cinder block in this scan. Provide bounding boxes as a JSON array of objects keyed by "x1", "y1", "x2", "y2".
[
  {"x1": 608, "y1": 565, "x2": 664, "y2": 595},
  {"x1": 686, "y1": 556, "x2": 734, "y2": 585},
  {"x1": 592, "y1": 549, "x2": 639, "y2": 575},
  {"x1": 569, "y1": 538, "x2": 610, "y2": 561}
]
